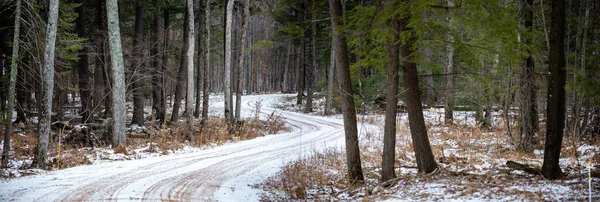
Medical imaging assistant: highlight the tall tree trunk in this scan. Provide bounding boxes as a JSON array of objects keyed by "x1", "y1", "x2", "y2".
[
  {"x1": 541, "y1": 0, "x2": 566, "y2": 180},
  {"x1": 201, "y1": 0, "x2": 210, "y2": 127},
  {"x1": 400, "y1": 4, "x2": 437, "y2": 174},
  {"x1": 161, "y1": 3, "x2": 170, "y2": 125},
  {"x1": 329, "y1": 0, "x2": 364, "y2": 182},
  {"x1": 185, "y1": 0, "x2": 195, "y2": 139},
  {"x1": 75, "y1": 0, "x2": 91, "y2": 124},
  {"x1": 324, "y1": 39, "x2": 335, "y2": 115},
  {"x1": 518, "y1": 0, "x2": 537, "y2": 153},
  {"x1": 444, "y1": 2, "x2": 454, "y2": 125},
  {"x1": 2, "y1": 0, "x2": 21, "y2": 168},
  {"x1": 282, "y1": 45, "x2": 291, "y2": 92},
  {"x1": 194, "y1": 0, "x2": 203, "y2": 119},
  {"x1": 424, "y1": 46, "x2": 434, "y2": 107},
  {"x1": 32, "y1": 0, "x2": 59, "y2": 168},
  {"x1": 381, "y1": 1, "x2": 400, "y2": 182},
  {"x1": 224, "y1": 0, "x2": 234, "y2": 123},
  {"x1": 107, "y1": 0, "x2": 128, "y2": 148},
  {"x1": 235, "y1": 0, "x2": 249, "y2": 123},
  {"x1": 296, "y1": 40, "x2": 304, "y2": 105},
  {"x1": 151, "y1": 0, "x2": 165, "y2": 127},
  {"x1": 171, "y1": 10, "x2": 190, "y2": 123},
  {"x1": 304, "y1": 5, "x2": 315, "y2": 113},
  {"x1": 131, "y1": 0, "x2": 145, "y2": 125}
]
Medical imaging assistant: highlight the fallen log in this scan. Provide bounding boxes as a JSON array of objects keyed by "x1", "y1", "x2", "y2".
[{"x1": 506, "y1": 161, "x2": 541, "y2": 175}]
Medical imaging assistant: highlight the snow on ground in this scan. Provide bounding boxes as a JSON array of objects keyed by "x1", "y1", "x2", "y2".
[
  {"x1": 260, "y1": 95, "x2": 600, "y2": 201},
  {"x1": 2, "y1": 93, "x2": 599, "y2": 201},
  {"x1": 0, "y1": 94, "x2": 350, "y2": 201}
]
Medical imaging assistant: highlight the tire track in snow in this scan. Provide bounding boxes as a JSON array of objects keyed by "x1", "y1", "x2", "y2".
[{"x1": 0, "y1": 94, "x2": 346, "y2": 201}]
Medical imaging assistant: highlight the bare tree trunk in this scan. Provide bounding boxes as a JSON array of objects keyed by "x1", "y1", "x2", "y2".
[
  {"x1": 131, "y1": 0, "x2": 145, "y2": 125},
  {"x1": 75, "y1": 0, "x2": 91, "y2": 124},
  {"x1": 424, "y1": 46, "x2": 434, "y2": 107},
  {"x1": 542, "y1": 0, "x2": 566, "y2": 180},
  {"x1": 235, "y1": 0, "x2": 249, "y2": 123},
  {"x1": 329, "y1": 0, "x2": 364, "y2": 183},
  {"x1": 518, "y1": 0, "x2": 537, "y2": 153},
  {"x1": 324, "y1": 39, "x2": 335, "y2": 115},
  {"x1": 107, "y1": 0, "x2": 127, "y2": 148},
  {"x1": 399, "y1": 6, "x2": 437, "y2": 174},
  {"x1": 224, "y1": 0, "x2": 234, "y2": 123},
  {"x1": 32, "y1": 0, "x2": 59, "y2": 168},
  {"x1": 185, "y1": 0, "x2": 195, "y2": 139},
  {"x1": 194, "y1": 0, "x2": 203, "y2": 119},
  {"x1": 444, "y1": 1, "x2": 454, "y2": 125},
  {"x1": 151, "y1": 0, "x2": 165, "y2": 127},
  {"x1": 304, "y1": 5, "x2": 315, "y2": 113},
  {"x1": 201, "y1": 0, "x2": 210, "y2": 127},
  {"x1": 297, "y1": 40, "x2": 304, "y2": 105},
  {"x1": 161, "y1": 4, "x2": 170, "y2": 126},
  {"x1": 282, "y1": 45, "x2": 291, "y2": 92},
  {"x1": 2, "y1": 0, "x2": 21, "y2": 168},
  {"x1": 171, "y1": 10, "x2": 190, "y2": 123},
  {"x1": 381, "y1": 0, "x2": 400, "y2": 182}
]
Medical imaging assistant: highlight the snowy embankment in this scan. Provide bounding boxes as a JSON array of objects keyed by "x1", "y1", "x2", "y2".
[{"x1": 0, "y1": 94, "x2": 348, "y2": 201}]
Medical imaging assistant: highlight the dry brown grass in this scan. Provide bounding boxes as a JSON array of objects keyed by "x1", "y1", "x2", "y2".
[
  {"x1": 2, "y1": 116, "x2": 289, "y2": 174},
  {"x1": 259, "y1": 116, "x2": 596, "y2": 201}
]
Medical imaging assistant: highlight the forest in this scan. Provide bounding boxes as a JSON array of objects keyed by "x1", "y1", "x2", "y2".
[{"x1": 0, "y1": 0, "x2": 599, "y2": 200}]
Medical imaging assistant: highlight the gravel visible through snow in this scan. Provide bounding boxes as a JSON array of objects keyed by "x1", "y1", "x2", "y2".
[{"x1": 0, "y1": 94, "x2": 347, "y2": 201}]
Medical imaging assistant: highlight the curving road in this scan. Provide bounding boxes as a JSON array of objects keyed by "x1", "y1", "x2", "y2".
[{"x1": 0, "y1": 94, "x2": 347, "y2": 201}]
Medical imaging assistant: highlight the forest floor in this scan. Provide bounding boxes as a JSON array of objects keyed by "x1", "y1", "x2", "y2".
[
  {"x1": 0, "y1": 94, "x2": 349, "y2": 201},
  {"x1": 1, "y1": 93, "x2": 599, "y2": 201},
  {"x1": 258, "y1": 95, "x2": 600, "y2": 201}
]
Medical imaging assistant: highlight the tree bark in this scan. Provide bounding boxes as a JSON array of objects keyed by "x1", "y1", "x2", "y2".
[
  {"x1": 381, "y1": 1, "x2": 400, "y2": 182},
  {"x1": 131, "y1": 0, "x2": 145, "y2": 125},
  {"x1": 171, "y1": 9, "x2": 190, "y2": 123},
  {"x1": 235, "y1": 0, "x2": 249, "y2": 123},
  {"x1": 541, "y1": 0, "x2": 566, "y2": 180},
  {"x1": 32, "y1": 0, "x2": 59, "y2": 168},
  {"x1": 75, "y1": 0, "x2": 91, "y2": 124},
  {"x1": 324, "y1": 38, "x2": 335, "y2": 115},
  {"x1": 329, "y1": 0, "x2": 364, "y2": 182},
  {"x1": 444, "y1": 1, "x2": 454, "y2": 125},
  {"x1": 2, "y1": 0, "x2": 21, "y2": 168},
  {"x1": 161, "y1": 3, "x2": 170, "y2": 126},
  {"x1": 201, "y1": 0, "x2": 210, "y2": 127},
  {"x1": 194, "y1": 0, "x2": 203, "y2": 119},
  {"x1": 106, "y1": 0, "x2": 128, "y2": 148},
  {"x1": 224, "y1": 0, "x2": 234, "y2": 123},
  {"x1": 297, "y1": 40, "x2": 304, "y2": 106},
  {"x1": 151, "y1": 0, "x2": 165, "y2": 127},
  {"x1": 518, "y1": 0, "x2": 537, "y2": 153},
  {"x1": 400, "y1": 4, "x2": 437, "y2": 174},
  {"x1": 304, "y1": 5, "x2": 315, "y2": 113},
  {"x1": 185, "y1": 0, "x2": 196, "y2": 139}
]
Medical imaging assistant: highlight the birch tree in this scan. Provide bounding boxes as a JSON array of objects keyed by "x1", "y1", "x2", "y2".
[
  {"x1": 32, "y1": 0, "x2": 59, "y2": 168},
  {"x1": 106, "y1": 0, "x2": 127, "y2": 148},
  {"x1": 224, "y1": 0, "x2": 234, "y2": 123},
  {"x1": 2, "y1": 0, "x2": 21, "y2": 168},
  {"x1": 185, "y1": 0, "x2": 196, "y2": 138}
]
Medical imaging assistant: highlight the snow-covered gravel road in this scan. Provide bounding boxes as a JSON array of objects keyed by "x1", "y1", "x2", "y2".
[{"x1": 0, "y1": 94, "x2": 347, "y2": 201}]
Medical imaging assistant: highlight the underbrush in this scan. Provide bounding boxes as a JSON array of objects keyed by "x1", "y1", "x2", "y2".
[
  {"x1": 0, "y1": 115, "x2": 289, "y2": 178},
  {"x1": 258, "y1": 115, "x2": 599, "y2": 201}
]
